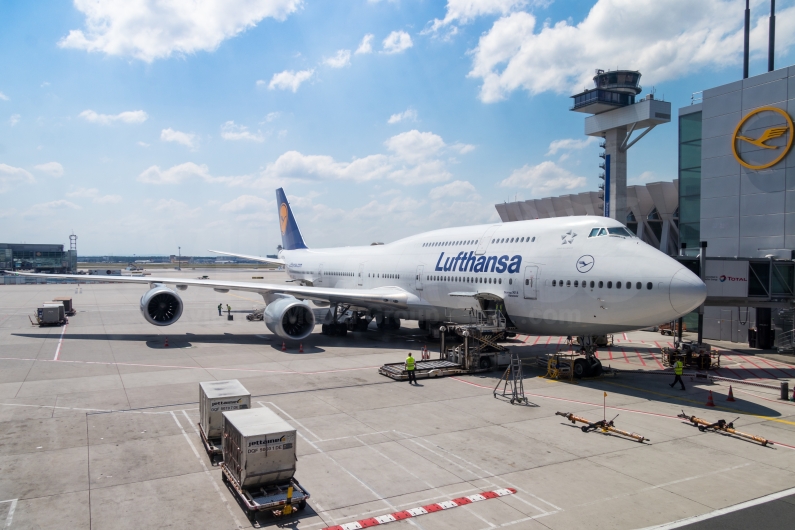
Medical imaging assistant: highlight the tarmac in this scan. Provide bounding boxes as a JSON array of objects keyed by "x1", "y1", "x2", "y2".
[{"x1": 2, "y1": 269, "x2": 795, "y2": 530}]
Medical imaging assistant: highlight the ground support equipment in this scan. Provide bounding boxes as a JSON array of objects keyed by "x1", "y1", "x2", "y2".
[
  {"x1": 662, "y1": 341, "x2": 720, "y2": 370},
  {"x1": 197, "y1": 423, "x2": 223, "y2": 465},
  {"x1": 677, "y1": 411, "x2": 772, "y2": 446},
  {"x1": 556, "y1": 412, "x2": 648, "y2": 442},
  {"x1": 246, "y1": 308, "x2": 264, "y2": 322},
  {"x1": 379, "y1": 359, "x2": 467, "y2": 381},
  {"x1": 494, "y1": 352, "x2": 528, "y2": 404},
  {"x1": 221, "y1": 465, "x2": 309, "y2": 523}
]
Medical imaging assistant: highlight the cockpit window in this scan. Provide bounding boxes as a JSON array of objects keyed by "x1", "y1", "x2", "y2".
[
  {"x1": 598, "y1": 228, "x2": 607, "y2": 236},
  {"x1": 607, "y1": 227, "x2": 634, "y2": 237},
  {"x1": 588, "y1": 228, "x2": 600, "y2": 237}
]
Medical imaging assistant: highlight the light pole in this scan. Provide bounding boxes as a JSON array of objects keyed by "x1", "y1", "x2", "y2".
[{"x1": 178, "y1": 246, "x2": 181, "y2": 271}]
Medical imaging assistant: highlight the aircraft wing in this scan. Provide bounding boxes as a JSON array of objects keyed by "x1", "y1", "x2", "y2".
[
  {"x1": 6, "y1": 272, "x2": 417, "y2": 310},
  {"x1": 208, "y1": 249, "x2": 286, "y2": 265}
]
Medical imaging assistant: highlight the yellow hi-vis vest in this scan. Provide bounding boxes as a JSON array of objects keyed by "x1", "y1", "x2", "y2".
[
  {"x1": 674, "y1": 360, "x2": 683, "y2": 375},
  {"x1": 406, "y1": 356, "x2": 415, "y2": 371}
]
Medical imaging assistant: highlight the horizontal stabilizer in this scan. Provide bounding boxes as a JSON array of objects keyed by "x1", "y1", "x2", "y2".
[{"x1": 208, "y1": 250, "x2": 285, "y2": 265}]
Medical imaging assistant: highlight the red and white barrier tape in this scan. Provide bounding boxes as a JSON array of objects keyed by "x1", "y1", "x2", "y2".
[{"x1": 321, "y1": 488, "x2": 516, "y2": 530}]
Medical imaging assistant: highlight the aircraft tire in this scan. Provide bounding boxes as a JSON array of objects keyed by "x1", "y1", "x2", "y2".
[
  {"x1": 478, "y1": 356, "x2": 492, "y2": 370},
  {"x1": 573, "y1": 358, "x2": 589, "y2": 379},
  {"x1": 336, "y1": 323, "x2": 347, "y2": 337}
]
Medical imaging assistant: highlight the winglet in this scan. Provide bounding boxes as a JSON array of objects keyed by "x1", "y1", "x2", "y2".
[{"x1": 276, "y1": 188, "x2": 308, "y2": 250}]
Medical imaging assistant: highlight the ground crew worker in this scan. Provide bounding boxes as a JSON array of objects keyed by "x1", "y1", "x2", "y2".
[
  {"x1": 405, "y1": 352, "x2": 417, "y2": 385},
  {"x1": 226, "y1": 304, "x2": 231, "y2": 316},
  {"x1": 669, "y1": 358, "x2": 685, "y2": 390},
  {"x1": 217, "y1": 303, "x2": 222, "y2": 316}
]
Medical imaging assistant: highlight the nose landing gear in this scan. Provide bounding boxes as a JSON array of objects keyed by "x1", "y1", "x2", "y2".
[{"x1": 574, "y1": 336, "x2": 603, "y2": 378}]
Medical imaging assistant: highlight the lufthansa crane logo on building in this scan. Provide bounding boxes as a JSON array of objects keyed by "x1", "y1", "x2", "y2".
[
  {"x1": 279, "y1": 203, "x2": 289, "y2": 235},
  {"x1": 731, "y1": 106, "x2": 793, "y2": 170}
]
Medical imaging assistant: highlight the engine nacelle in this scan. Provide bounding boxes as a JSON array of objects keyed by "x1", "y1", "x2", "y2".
[
  {"x1": 264, "y1": 297, "x2": 316, "y2": 340},
  {"x1": 140, "y1": 285, "x2": 184, "y2": 326}
]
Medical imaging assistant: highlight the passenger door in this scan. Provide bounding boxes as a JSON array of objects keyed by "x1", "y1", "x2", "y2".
[
  {"x1": 523, "y1": 265, "x2": 538, "y2": 299},
  {"x1": 317, "y1": 263, "x2": 324, "y2": 285},
  {"x1": 415, "y1": 265, "x2": 424, "y2": 291},
  {"x1": 475, "y1": 226, "x2": 500, "y2": 255},
  {"x1": 358, "y1": 263, "x2": 364, "y2": 286}
]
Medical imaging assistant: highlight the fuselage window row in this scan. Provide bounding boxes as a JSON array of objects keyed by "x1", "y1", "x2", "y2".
[
  {"x1": 550, "y1": 280, "x2": 654, "y2": 290},
  {"x1": 422, "y1": 236, "x2": 535, "y2": 247}
]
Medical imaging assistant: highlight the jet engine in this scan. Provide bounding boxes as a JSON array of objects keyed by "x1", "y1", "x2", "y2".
[
  {"x1": 140, "y1": 285, "x2": 184, "y2": 326},
  {"x1": 264, "y1": 297, "x2": 316, "y2": 340}
]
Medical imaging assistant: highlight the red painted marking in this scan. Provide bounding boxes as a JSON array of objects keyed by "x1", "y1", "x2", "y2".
[
  {"x1": 621, "y1": 348, "x2": 630, "y2": 363},
  {"x1": 594, "y1": 351, "x2": 599, "y2": 359},
  {"x1": 654, "y1": 341, "x2": 662, "y2": 349},
  {"x1": 634, "y1": 349, "x2": 647, "y2": 367},
  {"x1": 451, "y1": 497, "x2": 472, "y2": 505},
  {"x1": 647, "y1": 350, "x2": 665, "y2": 369},
  {"x1": 757, "y1": 357, "x2": 795, "y2": 378},
  {"x1": 508, "y1": 488, "x2": 517, "y2": 493},
  {"x1": 358, "y1": 518, "x2": 380, "y2": 527},
  {"x1": 607, "y1": 349, "x2": 613, "y2": 360},
  {"x1": 532, "y1": 336, "x2": 540, "y2": 346},
  {"x1": 668, "y1": 342, "x2": 674, "y2": 348},
  {"x1": 521, "y1": 335, "x2": 531, "y2": 344},
  {"x1": 545, "y1": 337, "x2": 551, "y2": 345},
  {"x1": 558, "y1": 336, "x2": 564, "y2": 345},
  {"x1": 623, "y1": 333, "x2": 629, "y2": 341},
  {"x1": 481, "y1": 491, "x2": 499, "y2": 499},
  {"x1": 422, "y1": 504, "x2": 443, "y2": 513},
  {"x1": 723, "y1": 367, "x2": 747, "y2": 380},
  {"x1": 326, "y1": 527, "x2": 343, "y2": 530},
  {"x1": 738, "y1": 356, "x2": 780, "y2": 380},
  {"x1": 390, "y1": 511, "x2": 411, "y2": 520}
]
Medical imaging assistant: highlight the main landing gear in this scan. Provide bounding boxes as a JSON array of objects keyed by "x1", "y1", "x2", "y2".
[
  {"x1": 572, "y1": 336, "x2": 603, "y2": 379},
  {"x1": 320, "y1": 304, "x2": 371, "y2": 336}
]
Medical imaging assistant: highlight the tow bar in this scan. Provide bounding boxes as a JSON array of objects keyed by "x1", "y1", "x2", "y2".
[
  {"x1": 677, "y1": 410, "x2": 772, "y2": 446},
  {"x1": 555, "y1": 412, "x2": 648, "y2": 443}
]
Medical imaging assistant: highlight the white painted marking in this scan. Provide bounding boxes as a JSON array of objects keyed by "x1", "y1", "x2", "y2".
[
  {"x1": 169, "y1": 412, "x2": 242, "y2": 528},
  {"x1": 375, "y1": 515, "x2": 397, "y2": 523},
  {"x1": 1, "y1": 499, "x2": 18, "y2": 529},
  {"x1": 407, "y1": 507, "x2": 428, "y2": 516},
  {"x1": 438, "y1": 501, "x2": 457, "y2": 509},
  {"x1": 53, "y1": 323, "x2": 68, "y2": 360},
  {"x1": 467, "y1": 494, "x2": 486, "y2": 502},
  {"x1": 341, "y1": 523, "x2": 363, "y2": 530},
  {"x1": 639, "y1": 485, "x2": 795, "y2": 529}
]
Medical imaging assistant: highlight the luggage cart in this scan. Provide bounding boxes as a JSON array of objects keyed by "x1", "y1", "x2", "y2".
[
  {"x1": 221, "y1": 465, "x2": 310, "y2": 523},
  {"x1": 197, "y1": 423, "x2": 223, "y2": 465}
]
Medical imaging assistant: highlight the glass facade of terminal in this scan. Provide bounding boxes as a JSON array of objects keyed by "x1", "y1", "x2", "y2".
[{"x1": 678, "y1": 110, "x2": 702, "y2": 253}]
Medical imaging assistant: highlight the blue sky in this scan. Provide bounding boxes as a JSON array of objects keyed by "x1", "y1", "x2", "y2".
[{"x1": 2, "y1": 0, "x2": 794, "y2": 256}]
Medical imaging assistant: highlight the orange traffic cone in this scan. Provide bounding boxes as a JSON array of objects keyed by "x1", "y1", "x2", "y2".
[
  {"x1": 726, "y1": 386, "x2": 736, "y2": 402},
  {"x1": 164, "y1": 337, "x2": 169, "y2": 348},
  {"x1": 706, "y1": 390, "x2": 716, "y2": 407},
  {"x1": 281, "y1": 342, "x2": 286, "y2": 351},
  {"x1": 299, "y1": 343, "x2": 304, "y2": 353}
]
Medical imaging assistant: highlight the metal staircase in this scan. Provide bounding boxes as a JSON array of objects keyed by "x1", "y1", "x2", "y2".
[{"x1": 493, "y1": 352, "x2": 528, "y2": 404}]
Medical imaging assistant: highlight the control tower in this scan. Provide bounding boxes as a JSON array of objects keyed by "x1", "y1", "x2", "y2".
[{"x1": 571, "y1": 69, "x2": 671, "y2": 224}]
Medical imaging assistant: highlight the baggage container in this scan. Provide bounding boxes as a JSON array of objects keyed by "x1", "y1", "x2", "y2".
[
  {"x1": 199, "y1": 380, "x2": 250, "y2": 439},
  {"x1": 222, "y1": 407, "x2": 296, "y2": 489},
  {"x1": 52, "y1": 297, "x2": 75, "y2": 315},
  {"x1": 36, "y1": 303, "x2": 66, "y2": 325}
]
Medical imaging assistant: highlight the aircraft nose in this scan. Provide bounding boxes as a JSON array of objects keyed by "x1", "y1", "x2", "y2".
[{"x1": 669, "y1": 268, "x2": 707, "y2": 315}]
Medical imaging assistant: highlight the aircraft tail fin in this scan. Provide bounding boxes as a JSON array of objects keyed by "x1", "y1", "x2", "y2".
[{"x1": 276, "y1": 188, "x2": 308, "y2": 250}]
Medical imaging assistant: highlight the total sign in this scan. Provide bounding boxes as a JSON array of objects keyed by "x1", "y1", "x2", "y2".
[{"x1": 704, "y1": 260, "x2": 749, "y2": 298}]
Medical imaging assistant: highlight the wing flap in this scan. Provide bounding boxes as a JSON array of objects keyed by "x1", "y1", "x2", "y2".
[{"x1": 208, "y1": 250, "x2": 285, "y2": 265}]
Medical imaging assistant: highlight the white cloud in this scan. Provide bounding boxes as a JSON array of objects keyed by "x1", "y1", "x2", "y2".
[
  {"x1": 139, "y1": 162, "x2": 212, "y2": 184},
  {"x1": 137, "y1": 141, "x2": 150, "y2": 147},
  {"x1": 546, "y1": 136, "x2": 598, "y2": 156},
  {"x1": 161, "y1": 128, "x2": 197, "y2": 149},
  {"x1": 451, "y1": 142, "x2": 476, "y2": 154},
  {"x1": 9, "y1": 114, "x2": 20, "y2": 126},
  {"x1": 59, "y1": 0, "x2": 302, "y2": 62},
  {"x1": 263, "y1": 112, "x2": 280, "y2": 122},
  {"x1": 469, "y1": 0, "x2": 795, "y2": 103},
  {"x1": 66, "y1": 187, "x2": 122, "y2": 204},
  {"x1": 0, "y1": 91, "x2": 8, "y2": 101},
  {"x1": 424, "y1": 0, "x2": 528, "y2": 36},
  {"x1": 629, "y1": 170, "x2": 663, "y2": 185},
  {"x1": 499, "y1": 161, "x2": 586, "y2": 195},
  {"x1": 221, "y1": 121, "x2": 264, "y2": 142},
  {"x1": 382, "y1": 31, "x2": 412, "y2": 54},
  {"x1": 150, "y1": 198, "x2": 201, "y2": 217},
  {"x1": 257, "y1": 129, "x2": 470, "y2": 186},
  {"x1": 219, "y1": 194, "x2": 271, "y2": 213},
  {"x1": 355, "y1": 34, "x2": 374, "y2": 55},
  {"x1": 387, "y1": 108, "x2": 418, "y2": 124},
  {"x1": 34, "y1": 162, "x2": 64, "y2": 177},
  {"x1": 0, "y1": 164, "x2": 35, "y2": 193},
  {"x1": 265, "y1": 69, "x2": 314, "y2": 92},
  {"x1": 324, "y1": 49, "x2": 351, "y2": 68},
  {"x1": 79, "y1": 109, "x2": 148, "y2": 125},
  {"x1": 429, "y1": 180, "x2": 479, "y2": 200},
  {"x1": 24, "y1": 200, "x2": 81, "y2": 217}
]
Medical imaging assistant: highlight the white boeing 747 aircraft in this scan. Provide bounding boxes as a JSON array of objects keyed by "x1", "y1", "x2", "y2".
[{"x1": 10, "y1": 188, "x2": 706, "y2": 373}]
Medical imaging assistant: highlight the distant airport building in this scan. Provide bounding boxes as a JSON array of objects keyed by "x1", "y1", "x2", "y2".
[
  {"x1": 495, "y1": 181, "x2": 680, "y2": 256},
  {"x1": 0, "y1": 243, "x2": 77, "y2": 273}
]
